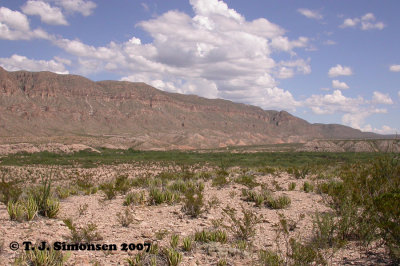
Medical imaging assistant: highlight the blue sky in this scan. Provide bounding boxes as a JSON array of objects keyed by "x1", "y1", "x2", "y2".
[{"x1": 0, "y1": 0, "x2": 399, "y2": 134}]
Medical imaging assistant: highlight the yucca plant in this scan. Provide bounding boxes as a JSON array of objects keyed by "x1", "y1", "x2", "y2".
[{"x1": 182, "y1": 236, "x2": 193, "y2": 252}]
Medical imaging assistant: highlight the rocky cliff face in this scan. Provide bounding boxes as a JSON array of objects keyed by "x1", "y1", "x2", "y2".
[{"x1": 0, "y1": 67, "x2": 380, "y2": 149}]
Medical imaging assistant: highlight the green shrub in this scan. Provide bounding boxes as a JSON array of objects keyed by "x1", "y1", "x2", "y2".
[
  {"x1": 181, "y1": 183, "x2": 204, "y2": 218},
  {"x1": 288, "y1": 182, "x2": 296, "y2": 191},
  {"x1": 28, "y1": 178, "x2": 60, "y2": 218},
  {"x1": 99, "y1": 181, "x2": 116, "y2": 200},
  {"x1": 258, "y1": 249, "x2": 284, "y2": 266},
  {"x1": 235, "y1": 174, "x2": 259, "y2": 189},
  {"x1": 123, "y1": 191, "x2": 146, "y2": 206},
  {"x1": 212, "y1": 175, "x2": 229, "y2": 188},
  {"x1": 288, "y1": 238, "x2": 326, "y2": 265},
  {"x1": 114, "y1": 174, "x2": 131, "y2": 194},
  {"x1": 303, "y1": 181, "x2": 314, "y2": 193},
  {"x1": 63, "y1": 218, "x2": 103, "y2": 243}
]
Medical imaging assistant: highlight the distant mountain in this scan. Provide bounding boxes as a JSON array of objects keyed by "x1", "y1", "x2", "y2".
[{"x1": 0, "y1": 67, "x2": 380, "y2": 149}]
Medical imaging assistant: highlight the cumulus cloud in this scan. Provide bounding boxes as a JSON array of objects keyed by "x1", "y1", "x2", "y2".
[
  {"x1": 372, "y1": 91, "x2": 393, "y2": 105},
  {"x1": 50, "y1": 0, "x2": 310, "y2": 111},
  {"x1": 365, "y1": 125, "x2": 397, "y2": 134},
  {"x1": 0, "y1": 54, "x2": 69, "y2": 74},
  {"x1": 340, "y1": 13, "x2": 385, "y2": 30},
  {"x1": 297, "y1": 8, "x2": 323, "y2": 20},
  {"x1": 51, "y1": 0, "x2": 97, "y2": 16},
  {"x1": 389, "y1": 65, "x2": 400, "y2": 72},
  {"x1": 0, "y1": 6, "x2": 49, "y2": 40},
  {"x1": 328, "y1": 64, "x2": 353, "y2": 77},
  {"x1": 304, "y1": 90, "x2": 389, "y2": 130},
  {"x1": 332, "y1": 79, "x2": 349, "y2": 90},
  {"x1": 22, "y1": 1, "x2": 68, "y2": 25}
]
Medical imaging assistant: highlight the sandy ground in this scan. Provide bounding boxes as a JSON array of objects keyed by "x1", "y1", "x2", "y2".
[{"x1": 0, "y1": 164, "x2": 391, "y2": 265}]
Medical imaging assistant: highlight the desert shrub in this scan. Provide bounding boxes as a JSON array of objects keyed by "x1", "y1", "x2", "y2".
[
  {"x1": 235, "y1": 174, "x2": 259, "y2": 189},
  {"x1": 288, "y1": 238, "x2": 326, "y2": 265},
  {"x1": 0, "y1": 176, "x2": 22, "y2": 204},
  {"x1": 194, "y1": 229, "x2": 227, "y2": 243},
  {"x1": 124, "y1": 191, "x2": 146, "y2": 206},
  {"x1": 117, "y1": 208, "x2": 134, "y2": 227},
  {"x1": 288, "y1": 182, "x2": 296, "y2": 191},
  {"x1": 130, "y1": 175, "x2": 149, "y2": 188},
  {"x1": 258, "y1": 249, "x2": 284, "y2": 266},
  {"x1": 78, "y1": 203, "x2": 88, "y2": 216},
  {"x1": 322, "y1": 155, "x2": 400, "y2": 262},
  {"x1": 63, "y1": 218, "x2": 103, "y2": 243},
  {"x1": 223, "y1": 206, "x2": 262, "y2": 240},
  {"x1": 29, "y1": 177, "x2": 60, "y2": 218},
  {"x1": 149, "y1": 187, "x2": 179, "y2": 205},
  {"x1": 257, "y1": 166, "x2": 276, "y2": 175},
  {"x1": 155, "y1": 229, "x2": 169, "y2": 240},
  {"x1": 216, "y1": 259, "x2": 227, "y2": 266},
  {"x1": 303, "y1": 181, "x2": 314, "y2": 193},
  {"x1": 212, "y1": 174, "x2": 229, "y2": 188},
  {"x1": 14, "y1": 243, "x2": 70, "y2": 266},
  {"x1": 99, "y1": 181, "x2": 116, "y2": 200},
  {"x1": 181, "y1": 183, "x2": 204, "y2": 218},
  {"x1": 75, "y1": 173, "x2": 96, "y2": 194},
  {"x1": 241, "y1": 189, "x2": 270, "y2": 207},
  {"x1": 115, "y1": 174, "x2": 131, "y2": 194},
  {"x1": 311, "y1": 212, "x2": 341, "y2": 249},
  {"x1": 168, "y1": 180, "x2": 188, "y2": 193}
]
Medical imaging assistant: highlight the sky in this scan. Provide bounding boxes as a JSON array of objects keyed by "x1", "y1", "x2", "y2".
[{"x1": 0, "y1": 0, "x2": 399, "y2": 134}]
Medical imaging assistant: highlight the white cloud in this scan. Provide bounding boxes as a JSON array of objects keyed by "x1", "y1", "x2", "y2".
[
  {"x1": 332, "y1": 79, "x2": 349, "y2": 90},
  {"x1": 328, "y1": 64, "x2": 353, "y2": 77},
  {"x1": 51, "y1": 0, "x2": 310, "y2": 111},
  {"x1": 0, "y1": 54, "x2": 69, "y2": 74},
  {"x1": 305, "y1": 90, "x2": 389, "y2": 130},
  {"x1": 340, "y1": 13, "x2": 385, "y2": 30},
  {"x1": 297, "y1": 8, "x2": 323, "y2": 20},
  {"x1": 323, "y1": 40, "x2": 336, "y2": 45},
  {"x1": 52, "y1": 0, "x2": 97, "y2": 16},
  {"x1": 389, "y1": 65, "x2": 400, "y2": 72},
  {"x1": 372, "y1": 91, "x2": 393, "y2": 105},
  {"x1": 0, "y1": 7, "x2": 49, "y2": 40},
  {"x1": 22, "y1": 1, "x2": 68, "y2": 25},
  {"x1": 367, "y1": 125, "x2": 397, "y2": 134}
]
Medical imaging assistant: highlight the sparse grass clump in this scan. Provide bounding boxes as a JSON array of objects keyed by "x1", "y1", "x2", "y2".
[
  {"x1": 123, "y1": 191, "x2": 146, "y2": 206},
  {"x1": 303, "y1": 181, "x2": 314, "y2": 193},
  {"x1": 242, "y1": 189, "x2": 291, "y2": 209},
  {"x1": 194, "y1": 229, "x2": 227, "y2": 243},
  {"x1": 182, "y1": 236, "x2": 193, "y2": 252},
  {"x1": 149, "y1": 187, "x2": 180, "y2": 205},
  {"x1": 14, "y1": 243, "x2": 70, "y2": 266},
  {"x1": 288, "y1": 182, "x2": 296, "y2": 191}
]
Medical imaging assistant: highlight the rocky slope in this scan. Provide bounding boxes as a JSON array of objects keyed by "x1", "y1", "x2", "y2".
[{"x1": 0, "y1": 67, "x2": 380, "y2": 149}]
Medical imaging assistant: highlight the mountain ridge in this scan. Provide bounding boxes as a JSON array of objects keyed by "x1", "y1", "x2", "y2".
[{"x1": 0, "y1": 67, "x2": 381, "y2": 149}]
